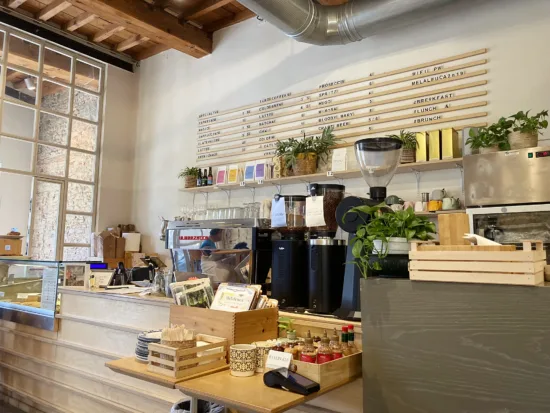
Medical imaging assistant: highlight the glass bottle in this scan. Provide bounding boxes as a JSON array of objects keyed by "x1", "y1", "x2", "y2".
[
  {"x1": 341, "y1": 326, "x2": 352, "y2": 356},
  {"x1": 271, "y1": 342, "x2": 285, "y2": 352},
  {"x1": 197, "y1": 169, "x2": 202, "y2": 187},
  {"x1": 207, "y1": 167, "x2": 213, "y2": 186},
  {"x1": 284, "y1": 343, "x2": 299, "y2": 360},
  {"x1": 202, "y1": 169, "x2": 208, "y2": 186},
  {"x1": 299, "y1": 330, "x2": 317, "y2": 364},
  {"x1": 329, "y1": 328, "x2": 343, "y2": 360},
  {"x1": 347, "y1": 324, "x2": 358, "y2": 354},
  {"x1": 317, "y1": 330, "x2": 333, "y2": 364}
]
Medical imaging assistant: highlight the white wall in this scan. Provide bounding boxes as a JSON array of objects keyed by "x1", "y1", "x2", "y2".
[{"x1": 133, "y1": 0, "x2": 550, "y2": 256}]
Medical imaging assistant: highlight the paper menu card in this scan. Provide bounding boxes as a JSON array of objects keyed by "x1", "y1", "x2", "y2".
[
  {"x1": 271, "y1": 197, "x2": 286, "y2": 228},
  {"x1": 255, "y1": 160, "x2": 266, "y2": 181},
  {"x1": 306, "y1": 196, "x2": 326, "y2": 227},
  {"x1": 331, "y1": 148, "x2": 347, "y2": 172},
  {"x1": 41, "y1": 268, "x2": 58, "y2": 310},
  {"x1": 228, "y1": 165, "x2": 239, "y2": 184},
  {"x1": 244, "y1": 162, "x2": 255, "y2": 182},
  {"x1": 216, "y1": 166, "x2": 226, "y2": 185},
  {"x1": 210, "y1": 283, "x2": 257, "y2": 312}
]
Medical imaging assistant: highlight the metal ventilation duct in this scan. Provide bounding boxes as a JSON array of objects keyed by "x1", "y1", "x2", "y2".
[{"x1": 238, "y1": 0, "x2": 454, "y2": 46}]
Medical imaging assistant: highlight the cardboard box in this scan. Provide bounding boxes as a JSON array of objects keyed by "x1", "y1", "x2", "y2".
[
  {"x1": 97, "y1": 230, "x2": 126, "y2": 259},
  {"x1": 0, "y1": 238, "x2": 22, "y2": 256},
  {"x1": 416, "y1": 132, "x2": 428, "y2": 162},
  {"x1": 441, "y1": 128, "x2": 461, "y2": 159},
  {"x1": 428, "y1": 129, "x2": 442, "y2": 161},
  {"x1": 124, "y1": 252, "x2": 159, "y2": 269}
]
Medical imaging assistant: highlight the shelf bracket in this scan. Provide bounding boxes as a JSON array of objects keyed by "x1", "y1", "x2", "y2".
[
  {"x1": 411, "y1": 169, "x2": 421, "y2": 195},
  {"x1": 456, "y1": 163, "x2": 464, "y2": 194},
  {"x1": 272, "y1": 183, "x2": 282, "y2": 195},
  {"x1": 201, "y1": 192, "x2": 209, "y2": 209},
  {"x1": 248, "y1": 187, "x2": 256, "y2": 203},
  {"x1": 220, "y1": 188, "x2": 231, "y2": 206},
  {"x1": 192, "y1": 193, "x2": 196, "y2": 208}
]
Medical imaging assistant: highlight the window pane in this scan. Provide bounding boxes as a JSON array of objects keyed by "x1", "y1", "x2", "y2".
[
  {"x1": 0, "y1": 172, "x2": 32, "y2": 240},
  {"x1": 63, "y1": 246, "x2": 90, "y2": 261},
  {"x1": 8, "y1": 35, "x2": 40, "y2": 72},
  {"x1": 0, "y1": 31, "x2": 4, "y2": 60},
  {"x1": 67, "y1": 182, "x2": 94, "y2": 213},
  {"x1": 44, "y1": 48, "x2": 71, "y2": 83},
  {"x1": 69, "y1": 151, "x2": 95, "y2": 182},
  {"x1": 75, "y1": 60, "x2": 100, "y2": 92},
  {"x1": 37, "y1": 144, "x2": 67, "y2": 177},
  {"x1": 39, "y1": 112, "x2": 69, "y2": 145},
  {"x1": 41, "y1": 80, "x2": 70, "y2": 114},
  {"x1": 0, "y1": 136, "x2": 33, "y2": 172},
  {"x1": 5, "y1": 69, "x2": 37, "y2": 105},
  {"x1": 73, "y1": 89, "x2": 99, "y2": 122},
  {"x1": 1, "y1": 102, "x2": 35, "y2": 139},
  {"x1": 64, "y1": 214, "x2": 91, "y2": 244},
  {"x1": 71, "y1": 119, "x2": 97, "y2": 151},
  {"x1": 30, "y1": 180, "x2": 61, "y2": 261}
]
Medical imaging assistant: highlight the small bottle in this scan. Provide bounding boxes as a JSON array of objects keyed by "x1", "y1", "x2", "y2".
[
  {"x1": 341, "y1": 326, "x2": 352, "y2": 356},
  {"x1": 207, "y1": 167, "x2": 213, "y2": 186},
  {"x1": 197, "y1": 169, "x2": 202, "y2": 187},
  {"x1": 284, "y1": 343, "x2": 299, "y2": 360},
  {"x1": 317, "y1": 330, "x2": 333, "y2": 364},
  {"x1": 272, "y1": 342, "x2": 285, "y2": 352},
  {"x1": 329, "y1": 328, "x2": 343, "y2": 360},
  {"x1": 347, "y1": 324, "x2": 358, "y2": 354},
  {"x1": 299, "y1": 330, "x2": 317, "y2": 363},
  {"x1": 202, "y1": 169, "x2": 208, "y2": 186}
]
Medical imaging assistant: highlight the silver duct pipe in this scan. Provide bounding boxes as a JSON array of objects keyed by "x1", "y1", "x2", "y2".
[{"x1": 238, "y1": 0, "x2": 455, "y2": 46}]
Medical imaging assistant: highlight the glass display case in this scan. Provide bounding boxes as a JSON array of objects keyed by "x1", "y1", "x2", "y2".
[{"x1": 0, "y1": 258, "x2": 63, "y2": 331}]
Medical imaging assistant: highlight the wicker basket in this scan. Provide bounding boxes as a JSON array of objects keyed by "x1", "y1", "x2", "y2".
[
  {"x1": 401, "y1": 148, "x2": 416, "y2": 163},
  {"x1": 184, "y1": 176, "x2": 197, "y2": 188},
  {"x1": 508, "y1": 131, "x2": 538, "y2": 150},
  {"x1": 479, "y1": 146, "x2": 500, "y2": 154},
  {"x1": 293, "y1": 153, "x2": 317, "y2": 176}
]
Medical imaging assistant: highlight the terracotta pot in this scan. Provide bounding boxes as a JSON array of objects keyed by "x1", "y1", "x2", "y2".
[
  {"x1": 479, "y1": 146, "x2": 500, "y2": 154},
  {"x1": 401, "y1": 148, "x2": 416, "y2": 164},
  {"x1": 184, "y1": 176, "x2": 197, "y2": 188},
  {"x1": 293, "y1": 153, "x2": 317, "y2": 176},
  {"x1": 508, "y1": 131, "x2": 538, "y2": 150}
]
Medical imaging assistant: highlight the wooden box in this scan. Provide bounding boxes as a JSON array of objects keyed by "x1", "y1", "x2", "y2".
[
  {"x1": 291, "y1": 352, "x2": 362, "y2": 389},
  {"x1": 0, "y1": 238, "x2": 22, "y2": 256},
  {"x1": 409, "y1": 240, "x2": 545, "y2": 286},
  {"x1": 169, "y1": 305, "x2": 278, "y2": 346},
  {"x1": 148, "y1": 334, "x2": 228, "y2": 379}
]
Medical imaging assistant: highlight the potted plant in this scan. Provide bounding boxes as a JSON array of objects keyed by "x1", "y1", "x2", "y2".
[
  {"x1": 344, "y1": 204, "x2": 436, "y2": 276},
  {"x1": 278, "y1": 316, "x2": 296, "y2": 340},
  {"x1": 277, "y1": 126, "x2": 338, "y2": 176},
  {"x1": 508, "y1": 110, "x2": 548, "y2": 150},
  {"x1": 388, "y1": 130, "x2": 417, "y2": 163},
  {"x1": 178, "y1": 167, "x2": 200, "y2": 188},
  {"x1": 466, "y1": 117, "x2": 513, "y2": 154},
  {"x1": 275, "y1": 139, "x2": 295, "y2": 177}
]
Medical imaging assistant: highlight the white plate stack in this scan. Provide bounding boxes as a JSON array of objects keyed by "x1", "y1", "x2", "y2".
[{"x1": 135, "y1": 330, "x2": 161, "y2": 363}]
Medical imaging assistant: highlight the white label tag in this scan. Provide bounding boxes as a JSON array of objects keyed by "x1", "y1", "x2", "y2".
[
  {"x1": 331, "y1": 148, "x2": 347, "y2": 172},
  {"x1": 265, "y1": 350, "x2": 292, "y2": 377},
  {"x1": 17, "y1": 293, "x2": 29, "y2": 299},
  {"x1": 326, "y1": 171, "x2": 334, "y2": 177},
  {"x1": 239, "y1": 181, "x2": 246, "y2": 187},
  {"x1": 306, "y1": 196, "x2": 326, "y2": 227},
  {"x1": 0, "y1": 292, "x2": 4, "y2": 298},
  {"x1": 271, "y1": 197, "x2": 287, "y2": 228},
  {"x1": 4, "y1": 245, "x2": 10, "y2": 251},
  {"x1": 257, "y1": 179, "x2": 264, "y2": 185}
]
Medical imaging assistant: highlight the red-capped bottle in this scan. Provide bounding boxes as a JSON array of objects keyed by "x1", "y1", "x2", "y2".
[{"x1": 299, "y1": 330, "x2": 317, "y2": 364}]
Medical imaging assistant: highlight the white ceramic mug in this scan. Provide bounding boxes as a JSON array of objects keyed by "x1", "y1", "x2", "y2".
[
  {"x1": 414, "y1": 201, "x2": 424, "y2": 212},
  {"x1": 230, "y1": 344, "x2": 257, "y2": 377},
  {"x1": 391, "y1": 204, "x2": 404, "y2": 211}
]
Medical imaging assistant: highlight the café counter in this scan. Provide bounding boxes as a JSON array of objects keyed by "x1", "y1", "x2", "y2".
[{"x1": 0, "y1": 287, "x2": 362, "y2": 413}]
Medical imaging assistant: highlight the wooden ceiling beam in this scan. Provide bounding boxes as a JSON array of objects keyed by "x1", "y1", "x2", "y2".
[
  {"x1": 132, "y1": 43, "x2": 169, "y2": 60},
  {"x1": 64, "y1": 12, "x2": 96, "y2": 31},
  {"x1": 92, "y1": 23, "x2": 125, "y2": 43},
  {"x1": 7, "y1": 0, "x2": 27, "y2": 9},
  {"x1": 67, "y1": 0, "x2": 212, "y2": 58},
  {"x1": 204, "y1": 8, "x2": 255, "y2": 32},
  {"x1": 37, "y1": 0, "x2": 72, "y2": 21},
  {"x1": 183, "y1": 0, "x2": 234, "y2": 21},
  {"x1": 116, "y1": 34, "x2": 149, "y2": 52}
]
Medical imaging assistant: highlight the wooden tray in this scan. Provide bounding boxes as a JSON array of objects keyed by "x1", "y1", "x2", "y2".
[
  {"x1": 410, "y1": 240, "x2": 545, "y2": 286},
  {"x1": 148, "y1": 334, "x2": 228, "y2": 379},
  {"x1": 291, "y1": 352, "x2": 362, "y2": 389}
]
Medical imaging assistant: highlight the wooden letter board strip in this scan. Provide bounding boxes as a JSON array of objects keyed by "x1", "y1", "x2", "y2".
[{"x1": 196, "y1": 49, "x2": 489, "y2": 167}]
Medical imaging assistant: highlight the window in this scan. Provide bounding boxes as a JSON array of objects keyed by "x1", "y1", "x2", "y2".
[{"x1": 0, "y1": 24, "x2": 105, "y2": 261}]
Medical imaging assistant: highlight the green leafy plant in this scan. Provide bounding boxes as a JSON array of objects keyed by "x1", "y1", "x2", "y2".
[
  {"x1": 278, "y1": 316, "x2": 295, "y2": 333},
  {"x1": 466, "y1": 117, "x2": 513, "y2": 150},
  {"x1": 343, "y1": 204, "x2": 436, "y2": 277},
  {"x1": 388, "y1": 129, "x2": 417, "y2": 150},
  {"x1": 276, "y1": 126, "x2": 338, "y2": 170},
  {"x1": 509, "y1": 110, "x2": 548, "y2": 135},
  {"x1": 178, "y1": 167, "x2": 200, "y2": 179}
]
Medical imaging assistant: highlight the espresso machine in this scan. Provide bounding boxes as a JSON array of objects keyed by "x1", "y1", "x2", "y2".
[{"x1": 334, "y1": 137, "x2": 404, "y2": 320}]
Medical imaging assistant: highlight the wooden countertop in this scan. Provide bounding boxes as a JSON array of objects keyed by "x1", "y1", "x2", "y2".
[
  {"x1": 176, "y1": 370, "x2": 358, "y2": 413},
  {"x1": 59, "y1": 286, "x2": 173, "y2": 307}
]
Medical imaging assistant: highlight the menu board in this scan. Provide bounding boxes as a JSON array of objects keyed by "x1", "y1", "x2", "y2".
[
  {"x1": 196, "y1": 49, "x2": 489, "y2": 168},
  {"x1": 40, "y1": 267, "x2": 58, "y2": 311}
]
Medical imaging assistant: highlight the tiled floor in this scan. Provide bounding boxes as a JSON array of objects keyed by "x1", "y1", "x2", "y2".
[{"x1": 0, "y1": 401, "x2": 26, "y2": 413}]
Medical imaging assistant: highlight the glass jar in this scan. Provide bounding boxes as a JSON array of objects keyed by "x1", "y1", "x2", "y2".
[
  {"x1": 308, "y1": 184, "x2": 346, "y2": 235},
  {"x1": 285, "y1": 195, "x2": 306, "y2": 230},
  {"x1": 250, "y1": 202, "x2": 261, "y2": 218}
]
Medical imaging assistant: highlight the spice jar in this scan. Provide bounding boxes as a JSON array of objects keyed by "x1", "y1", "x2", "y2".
[
  {"x1": 308, "y1": 184, "x2": 346, "y2": 236},
  {"x1": 299, "y1": 331, "x2": 317, "y2": 364},
  {"x1": 341, "y1": 326, "x2": 352, "y2": 356},
  {"x1": 316, "y1": 330, "x2": 333, "y2": 364},
  {"x1": 329, "y1": 328, "x2": 343, "y2": 360},
  {"x1": 347, "y1": 325, "x2": 358, "y2": 354},
  {"x1": 284, "y1": 343, "x2": 300, "y2": 360},
  {"x1": 272, "y1": 342, "x2": 285, "y2": 352}
]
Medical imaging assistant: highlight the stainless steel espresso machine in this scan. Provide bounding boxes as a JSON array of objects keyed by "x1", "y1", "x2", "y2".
[{"x1": 165, "y1": 219, "x2": 272, "y2": 289}]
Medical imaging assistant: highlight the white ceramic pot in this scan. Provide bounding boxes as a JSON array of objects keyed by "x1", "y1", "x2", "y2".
[{"x1": 373, "y1": 237, "x2": 409, "y2": 255}]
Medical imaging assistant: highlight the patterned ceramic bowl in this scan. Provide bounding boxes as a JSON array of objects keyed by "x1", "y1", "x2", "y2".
[{"x1": 230, "y1": 344, "x2": 257, "y2": 377}]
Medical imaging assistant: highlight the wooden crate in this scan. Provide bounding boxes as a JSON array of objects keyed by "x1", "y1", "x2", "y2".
[
  {"x1": 291, "y1": 352, "x2": 362, "y2": 389},
  {"x1": 169, "y1": 305, "x2": 278, "y2": 346},
  {"x1": 148, "y1": 334, "x2": 228, "y2": 379},
  {"x1": 409, "y1": 240, "x2": 545, "y2": 286}
]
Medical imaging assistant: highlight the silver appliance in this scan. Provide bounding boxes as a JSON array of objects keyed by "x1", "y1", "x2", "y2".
[
  {"x1": 165, "y1": 219, "x2": 272, "y2": 288},
  {"x1": 464, "y1": 146, "x2": 550, "y2": 207}
]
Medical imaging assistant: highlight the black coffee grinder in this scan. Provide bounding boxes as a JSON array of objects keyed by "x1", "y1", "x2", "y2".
[{"x1": 334, "y1": 137, "x2": 403, "y2": 320}]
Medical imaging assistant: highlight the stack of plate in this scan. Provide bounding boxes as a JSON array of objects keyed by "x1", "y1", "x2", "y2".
[{"x1": 135, "y1": 330, "x2": 161, "y2": 363}]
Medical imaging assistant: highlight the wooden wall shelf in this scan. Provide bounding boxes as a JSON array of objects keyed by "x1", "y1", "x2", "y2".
[{"x1": 179, "y1": 158, "x2": 463, "y2": 194}]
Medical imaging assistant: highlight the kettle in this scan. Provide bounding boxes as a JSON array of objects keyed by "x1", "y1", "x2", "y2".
[
  {"x1": 442, "y1": 197, "x2": 460, "y2": 210},
  {"x1": 431, "y1": 188, "x2": 446, "y2": 201}
]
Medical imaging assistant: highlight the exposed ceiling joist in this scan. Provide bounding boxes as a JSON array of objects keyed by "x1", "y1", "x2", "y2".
[
  {"x1": 7, "y1": 0, "x2": 27, "y2": 9},
  {"x1": 205, "y1": 8, "x2": 255, "y2": 32},
  {"x1": 133, "y1": 43, "x2": 169, "y2": 60},
  {"x1": 92, "y1": 23, "x2": 125, "y2": 42},
  {"x1": 67, "y1": 0, "x2": 213, "y2": 58},
  {"x1": 183, "y1": 0, "x2": 234, "y2": 20},
  {"x1": 64, "y1": 12, "x2": 96, "y2": 31},
  {"x1": 116, "y1": 34, "x2": 149, "y2": 52},
  {"x1": 37, "y1": 0, "x2": 71, "y2": 21}
]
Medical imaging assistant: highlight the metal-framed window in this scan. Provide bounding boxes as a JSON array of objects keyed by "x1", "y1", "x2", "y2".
[{"x1": 0, "y1": 23, "x2": 105, "y2": 261}]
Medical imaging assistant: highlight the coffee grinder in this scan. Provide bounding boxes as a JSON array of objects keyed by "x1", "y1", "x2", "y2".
[{"x1": 334, "y1": 137, "x2": 403, "y2": 320}]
